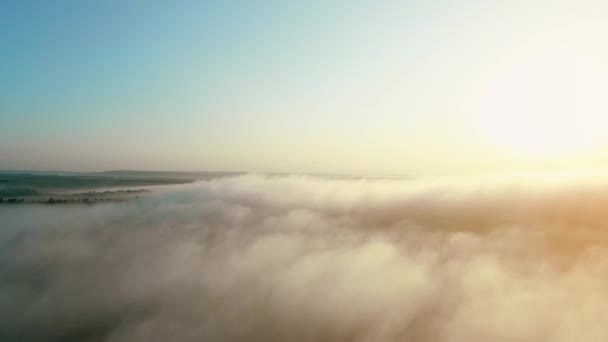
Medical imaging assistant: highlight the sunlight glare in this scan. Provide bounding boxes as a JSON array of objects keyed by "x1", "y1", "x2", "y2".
[{"x1": 477, "y1": 44, "x2": 608, "y2": 157}]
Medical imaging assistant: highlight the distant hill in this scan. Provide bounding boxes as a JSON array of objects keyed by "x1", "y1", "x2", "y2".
[
  {"x1": 0, "y1": 170, "x2": 243, "y2": 180},
  {"x1": 0, "y1": 170, "x2": 414, "y2": 181}
]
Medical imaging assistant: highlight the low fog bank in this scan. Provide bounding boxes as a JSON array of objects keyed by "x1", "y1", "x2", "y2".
[{"x1": 3, "y1": 174, "x2": 608, "y2": 341}]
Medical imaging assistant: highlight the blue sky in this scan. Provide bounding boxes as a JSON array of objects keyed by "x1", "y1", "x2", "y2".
[{"x1": 2, "y1": 1, "x2": 608, "y2": 174}]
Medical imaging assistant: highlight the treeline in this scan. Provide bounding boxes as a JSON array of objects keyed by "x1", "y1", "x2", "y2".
[
  {"x1": 45, "y1": 197, "x2": 125, "y2": 204},
  {"x1": 0, "y1": 197, "x2": 134, "y2": 205},
  {"x1": 0, "y1": 198, "x2": 25, "y2": 204}
]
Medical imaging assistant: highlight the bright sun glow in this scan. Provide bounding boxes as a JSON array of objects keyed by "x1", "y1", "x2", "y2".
[{"x1": 478, "y1": 43, "x2": 608, "y2": 157}]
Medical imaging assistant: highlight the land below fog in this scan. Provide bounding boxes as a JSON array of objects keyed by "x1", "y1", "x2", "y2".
[{"x1": 0, "y1": 171, "x2": 211, "y2": 205}]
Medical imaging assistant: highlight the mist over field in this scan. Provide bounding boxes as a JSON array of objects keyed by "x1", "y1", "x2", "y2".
[{"x1": 3, "y1": 174, "x2": 608, "y2": 341}]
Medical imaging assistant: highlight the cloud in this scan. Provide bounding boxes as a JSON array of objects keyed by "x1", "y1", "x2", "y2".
[{"x1": 2, "y1": 174, "x2": 608, "y2": 341}]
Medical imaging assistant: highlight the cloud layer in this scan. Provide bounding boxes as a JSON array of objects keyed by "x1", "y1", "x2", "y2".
[{"x1": 2, "y1": 174, "x2": 608, "y2": 341}]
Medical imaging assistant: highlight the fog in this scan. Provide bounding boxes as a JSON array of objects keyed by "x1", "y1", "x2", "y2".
[{"x1": 2, "y1": 174, "x2": 608, "y2": 341}]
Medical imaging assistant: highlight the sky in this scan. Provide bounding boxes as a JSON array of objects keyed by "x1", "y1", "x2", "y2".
[{"x1": 2, "y1": 0, "x2": 608, "y2": 175}]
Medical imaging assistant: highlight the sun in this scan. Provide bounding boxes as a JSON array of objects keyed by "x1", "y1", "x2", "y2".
[{"x1": 476, "y1": 45, "x2": 608, "y2": 158}]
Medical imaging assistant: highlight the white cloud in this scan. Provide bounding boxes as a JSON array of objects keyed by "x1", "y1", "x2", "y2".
[{"x1": 2, "y1": 174, "x2": 608, "y2": 341}]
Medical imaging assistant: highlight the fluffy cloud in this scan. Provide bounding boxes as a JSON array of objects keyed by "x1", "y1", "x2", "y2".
[{"x1": 2, "y1": 174, "x2": 608, "y2": 341}]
